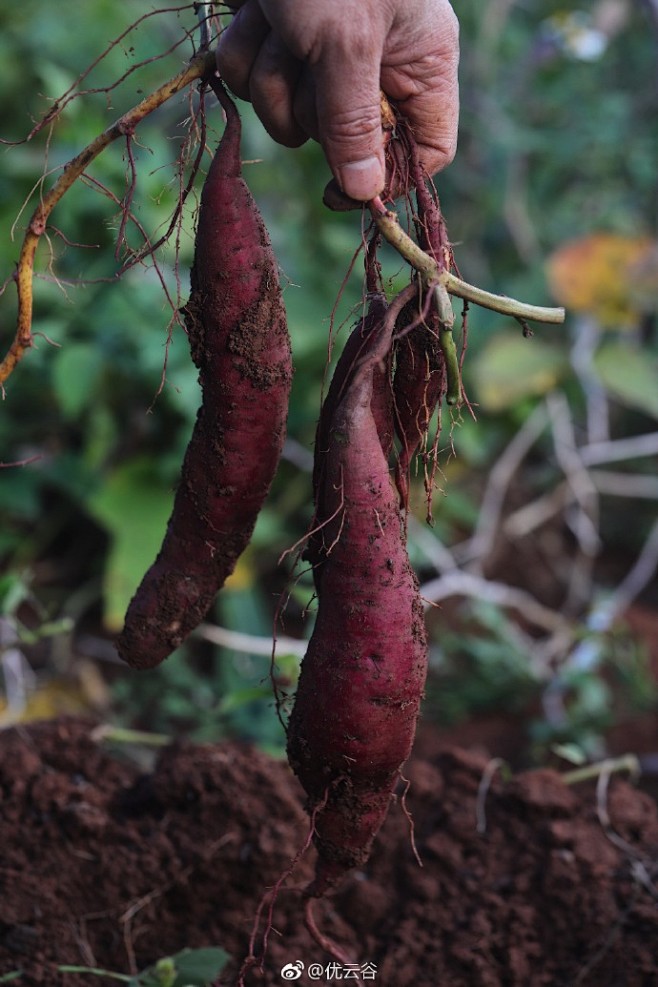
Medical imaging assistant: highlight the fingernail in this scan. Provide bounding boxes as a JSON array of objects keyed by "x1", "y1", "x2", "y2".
[{"x1": 336, "y1": 155, "x2": 384, "y2": 202}]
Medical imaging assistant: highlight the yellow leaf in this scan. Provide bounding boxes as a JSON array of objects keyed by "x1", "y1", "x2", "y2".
[
  {"x1": 547, "y1": 233, "x2": 655, "y2": 328},
  {"x1": 0, "y1": 679, "x2": 89, "y2": 727},
  {"x1": 628, "y1": 242, "x2": 658, "y2": 314},
  {"x1": 223, "y1": 551, "x2": 255, "y2": 592}
]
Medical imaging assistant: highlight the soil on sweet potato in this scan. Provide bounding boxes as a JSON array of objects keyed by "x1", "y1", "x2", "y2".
[{"x1": 1, "y1": 716, "x2": 657, "y2": 987}]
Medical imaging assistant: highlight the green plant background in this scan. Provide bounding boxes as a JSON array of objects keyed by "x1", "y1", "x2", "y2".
[{"x1": 1, "y1": 1, "x2": 657, "y2": 757}]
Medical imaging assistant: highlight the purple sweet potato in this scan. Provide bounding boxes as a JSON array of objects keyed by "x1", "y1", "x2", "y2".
[
  {"x1": 304, "y1": 289, "x2": 394, "y2": 585},
  {"x1": 287, "y1": 289, "x2": 427, "y2": 897},
  {"x1": 116, "y1": 80, "x2": 292, "y2": 669}
]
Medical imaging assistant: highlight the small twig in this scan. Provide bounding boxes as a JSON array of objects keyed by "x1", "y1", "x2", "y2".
[
  {"x1": 589, "y1": 470, "x2": 658, "y2": 500},
  {"x1": 90, "y1": 724, "x2": 171, "y2": 747},
  {"x1": 562, "y1": 753, "x2": 641, "y2": 787},
  {"x1": 549, "y1": 517, "x2": 658, "y2": 687},
  {"x1": 546, "y1": 391, "x2": 599, "y2": 615},
  {"x1": 475, "y1": 757, "x2": 508, "y2": 834},
  {"x1": 504, "y1": 480, "x2": 570, "y2": 540},
  {"x1": 547, "y1": 391, "x2": 600, "y2": 555},
  {"x1": 595, "y1": 761, "x2": 648, "y2": 861},
  {"x1": 444, "y1": 270, "x2": 566, "y2": 324},
  {"x1": 580, "y1": 431, "x2": 658, "y2": 467},
  {"x1": 457, "y1": 401, "x2": 549, "y2": 569},
  {"x1": 56, "y1": 969, "x2": 131, "y2": 983},
  {"x1": 570, "y1": 316, "x2": 610, "y2": 445},
  {"x1": 10, "y1": 7, "x2": 202, "y2": 145},
  {"x1": 505, "y1": 467, "x2": 658, "y2": 540},
  {"x1": 600, "y1": 517, "x2": 658, "y2": 625},
  {"x1": 419, "y1": 568, "x2": 570, "y2": 634},
  {"x1": 195, "y1": 622, "x2": 307, "y2": 658},
  {"x1": 0, "y1": 454, "x2": 42, "y2": 469}
]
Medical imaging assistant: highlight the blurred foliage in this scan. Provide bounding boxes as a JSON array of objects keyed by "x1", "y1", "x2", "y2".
[
  {"x1": 547, "y1": 232, "x2": 656, "y2": 327},
  {"x1": 1, "y1": 1, "x2": 657, "y2": 755},
  {"x1": 426, "y1": 598, "x2": 658, "y2": 760}
]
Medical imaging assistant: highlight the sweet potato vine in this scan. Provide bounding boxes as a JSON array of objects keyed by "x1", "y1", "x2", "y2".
[{"x1": 0, "y1": 45, "x2": 216, "y2": 388}]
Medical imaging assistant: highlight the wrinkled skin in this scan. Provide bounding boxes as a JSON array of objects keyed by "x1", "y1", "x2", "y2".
[{"x1": 217, "y1": 0, "x2": 460, "y2": 201}]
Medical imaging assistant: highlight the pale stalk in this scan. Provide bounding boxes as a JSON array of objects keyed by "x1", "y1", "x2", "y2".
[{"x1": 371, "y1": 205, "x2": 566, "y2": 325}]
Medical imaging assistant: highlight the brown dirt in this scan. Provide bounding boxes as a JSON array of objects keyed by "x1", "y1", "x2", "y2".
[{"x1": 1, "y1": 716, "x2": 658, "y2": 987}]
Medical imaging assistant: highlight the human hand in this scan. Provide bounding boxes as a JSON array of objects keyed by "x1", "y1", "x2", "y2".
[{"x1": 216, "y1": 0, "x2": 459, "y2": 203}]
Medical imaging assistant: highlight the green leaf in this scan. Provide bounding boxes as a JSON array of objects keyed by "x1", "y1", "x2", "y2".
[
  {"x1": 0, "y1": 973, "x2": 23, "y2": 984},
  {"x1": 551, "y1": 742, "x2": 587, "y2": 766},
  {"x1": 171, "y1": 947, "x2": 230, "y2": 985},
  {"x1": 471, "y1": 332, "x2": 568, "y2": 412},
  {"x1": 0, "y1": 571, "x2": 31, "y2": 616},
  {"x1": 86, "y1": 459, "x2": 174, "y2": 630},
  {"x1": 137, "y1": 948, "x2": 230, "y2": 987},
  {"x1": 52, "y1": 343, "x2": 101, "y2": 419},
  {"x1": 593, "y1": 343, "x2": 658, "y2": 419}
]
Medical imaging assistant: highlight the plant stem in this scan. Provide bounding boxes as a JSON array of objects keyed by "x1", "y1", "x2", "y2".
[
  {"x1": 444, "y1": 272, "x2": 565, "y2": 323},
  {"x1": 371, "y1": 204, "x2": 566, "y2": 326},
  {"x1": 562, "y1": 753, "x2": 641, "y2": 786},
  {"x1": 57, "y1": 967, "x2": 132, "y2": 982},
  {"x1": 90, "y1": 724, "x2": 171, "y2": 747},
  {"x1": 0, "y1": 49, "x2": 216, "y2": 386},
  {"x1": 434, "y1": 284, "x2": 462, "y2": 405}
]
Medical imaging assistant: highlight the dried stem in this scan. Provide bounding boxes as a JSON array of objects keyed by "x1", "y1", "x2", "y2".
[
  {"x1": 0, "y1": 49, "x2": 216, "y2": 386},
  {"x1": 475, "y1": 757, "x2": 509, "y2": 834},
  {"x1": 419, "y1": 568, "x2": 570, "y2": 634},
  {"x1": 196, "y1": 622, "x2": 307, "y2": 658}
]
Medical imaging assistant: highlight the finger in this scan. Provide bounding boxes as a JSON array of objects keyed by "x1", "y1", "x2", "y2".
[
  {"x1": 292, "y1": 65, "x2": 319, "y2": 142},
  {"x1": 311, "y1": 32, "x2": 387, "y2": 201},
  {"x1": 249, "y1": 32, "x2": 307, "y2": 147},
  {"x1": 216, "y1": 0, "x2": 270, "y2": 101}
]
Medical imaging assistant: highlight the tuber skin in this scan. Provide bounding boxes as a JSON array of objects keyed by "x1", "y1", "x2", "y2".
[
  {"x1": 116, "y1": 79, "x2": 292, "y2": 669},
  {"x1": 304, "y1": 290, "x2": 394, "y2": 588},
  {"x1": 287, "y1": 290, "x2": 428, "y2": 897}
]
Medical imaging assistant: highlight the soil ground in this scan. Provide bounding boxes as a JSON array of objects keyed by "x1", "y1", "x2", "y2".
[{"x1": 1, "y1": 712, "x2": 657, "y2": 987}]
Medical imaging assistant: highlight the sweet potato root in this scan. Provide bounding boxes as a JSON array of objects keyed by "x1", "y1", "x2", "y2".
[
  {"x1": 116, "y1": 80, "x2": 292, "y2": 669},
  {"x1": 287, "y1": 287, "x2": 427, "y2": 897},
  {"x1": 392, "y1": 144, "x2": 452, "y2": 510},
  {"x1": 304, "y1": 291, "x2": 394, "y2": 586},
  {"x1": 392, "y1": 298, "x2": 446, "y2": 510}
]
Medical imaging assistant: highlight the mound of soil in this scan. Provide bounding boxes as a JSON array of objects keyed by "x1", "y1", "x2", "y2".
[{"x1": 1, "y1": 716, "x2": 657, "y2": 987}]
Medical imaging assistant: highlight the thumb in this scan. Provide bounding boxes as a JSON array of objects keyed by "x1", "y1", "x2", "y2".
[{"x1": 312, "y1": 45, "x2": 386, "y2": 202}]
